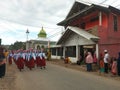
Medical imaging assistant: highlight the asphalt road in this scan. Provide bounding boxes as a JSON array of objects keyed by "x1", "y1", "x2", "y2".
[{"x1": 15, "y1": 63, "x2": 120, "y2": 90}]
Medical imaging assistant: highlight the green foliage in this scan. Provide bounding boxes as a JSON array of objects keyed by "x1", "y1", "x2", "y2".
[{"x1": 8, "y1": 41, "x2": 26, "y2": 50}]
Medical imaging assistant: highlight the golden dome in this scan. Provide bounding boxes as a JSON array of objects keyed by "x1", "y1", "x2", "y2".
[{"x1": 38, "y1": 27, "x2": 47, "y2": 38}]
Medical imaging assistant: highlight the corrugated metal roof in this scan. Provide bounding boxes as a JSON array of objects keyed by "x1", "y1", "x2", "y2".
[{"x1": 67, "y1": 26, "x2": 99, "y2": 40}]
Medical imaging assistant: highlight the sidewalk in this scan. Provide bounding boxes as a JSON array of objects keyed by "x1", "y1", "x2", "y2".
[{"x1": 48, "y1": 59, "x2": 120, "y2": 81}]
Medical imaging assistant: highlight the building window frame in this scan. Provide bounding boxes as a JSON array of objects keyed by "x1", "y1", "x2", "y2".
[
  {"x1": 113, "y1": 15, "x2": 118, "y2": 31},
  {"x1": 65, "y1": 46, "x2": 76, "y2": 57}
]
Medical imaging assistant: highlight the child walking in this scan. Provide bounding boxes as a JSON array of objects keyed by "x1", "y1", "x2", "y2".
[
  {"x1": 111, "y1": 57, "x2": 117, "y2": 75},
  {"x1": 99, "y1": 57, "x2": 104, "y2": 75}
]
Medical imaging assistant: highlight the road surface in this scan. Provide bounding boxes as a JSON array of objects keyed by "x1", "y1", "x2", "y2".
[{"x1": 15, "y1": 63, "x2": 120, "y2": 90}]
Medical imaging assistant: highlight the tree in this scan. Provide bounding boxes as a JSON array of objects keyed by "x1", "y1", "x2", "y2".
[{"x1": 8, "y1": 41, "x2": 26, "y2": 50}]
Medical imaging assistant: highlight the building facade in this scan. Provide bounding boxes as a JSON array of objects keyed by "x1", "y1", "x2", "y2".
[{"x1": 51, "y1": 1, "x2": 120, "y2": 62}]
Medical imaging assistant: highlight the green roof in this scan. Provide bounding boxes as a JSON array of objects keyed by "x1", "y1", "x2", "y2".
[{"x1": 38, "y1": 27, "x2": 47, "y2": 38}]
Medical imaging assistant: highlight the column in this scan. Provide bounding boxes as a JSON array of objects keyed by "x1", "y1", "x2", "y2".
[
  {"x1": 63, "y1": 46, "x2": 65, "y2": 59},
  {"x1": 76, "y1": 45, "x2": 79, "y2": 60},
  {"x1": 96, "y1": 43, "x2": 99, "y2": 59},
  {"x1": 99, "y1": 11, "x2": 102, "y2": 26}
]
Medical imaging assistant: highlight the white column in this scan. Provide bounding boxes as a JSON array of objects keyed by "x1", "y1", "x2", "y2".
[
  {"x1": 99, "y1": 12, "x2": 102, "y2": 26},
  {"x1": 76, "y1": 45, "x2": 79, "y2": 60},
  {"x1": 63, "y1": 46, "x2": 65, "y2": 58},
  {"x1": 56, "y1": 48, "x2": 58, "y2": 59},
  {"x1": 96, "y1": 43, "x2": 99, "y2": 59}
]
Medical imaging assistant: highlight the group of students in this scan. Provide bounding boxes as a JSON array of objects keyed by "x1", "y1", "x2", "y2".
[{"x1": 8, "y1": 49, "x2": 47, "y2": 71}]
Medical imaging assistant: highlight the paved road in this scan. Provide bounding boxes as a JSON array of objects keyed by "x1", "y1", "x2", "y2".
[{"x1": 15, "y1": 63, "x2": 120, "y2": 90}]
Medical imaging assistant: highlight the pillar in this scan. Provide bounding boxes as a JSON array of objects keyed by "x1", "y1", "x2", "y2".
[
  {"x1": 96, "y1": 43, "x2": 99, "y2": 59},
  {"x1": 99, "y1": 11, "x2": 102, "y2": 26}
]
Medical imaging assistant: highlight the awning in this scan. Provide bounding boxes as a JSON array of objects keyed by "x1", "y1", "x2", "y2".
[{"x1": 57, "y1": 26, "x2": 99, "y2": 45}]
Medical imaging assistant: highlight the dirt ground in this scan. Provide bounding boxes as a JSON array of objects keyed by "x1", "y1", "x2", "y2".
[
  {"x1": 48, "y1": 59, "x2": 120, "y2": 81},
  {"x1": 0, "y1": 63, "x2": 17, "y2": 90},
  {"x1": 1, "y1": 59, "x2": 120, "y2": 90}
]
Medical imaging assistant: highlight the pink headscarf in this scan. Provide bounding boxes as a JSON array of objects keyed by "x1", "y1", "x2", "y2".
[{"x1": 86, "y1": 52, "x2": 93, "y2": 63}]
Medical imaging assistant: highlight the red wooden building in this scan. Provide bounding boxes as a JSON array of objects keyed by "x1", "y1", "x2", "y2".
[{"x1": 57, "y1": 1, "x2": 120, "y2": 59}]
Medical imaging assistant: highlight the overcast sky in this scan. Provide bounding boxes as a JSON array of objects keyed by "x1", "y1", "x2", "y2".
[{"x1": 0, "y1": 0, "x2": 120, "y2": 45}]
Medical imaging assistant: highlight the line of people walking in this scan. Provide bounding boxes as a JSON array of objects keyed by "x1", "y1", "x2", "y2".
[{"x1": 8, "y1": 49, "x2": 46, "y2": 71}]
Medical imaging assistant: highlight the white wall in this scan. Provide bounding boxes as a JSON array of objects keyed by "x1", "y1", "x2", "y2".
[{"x1": 63, "y1": 33, "x2": 95, "y2": 46}]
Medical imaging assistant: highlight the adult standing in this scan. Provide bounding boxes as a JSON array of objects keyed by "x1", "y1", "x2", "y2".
[
  {"x1": 117, "y1": 52, "x2": 120, "y2": 76},
  {"x1": 0, "y1": 46, "x2": 6, "y2": 78},
  {"x1": 103, "y1": 50, "x2": 110, "y2": 73},
  {"x1": 47, "y1": 50, "x2": 51, "y2": 61},
  {"x1": 85, "y1": 52, "x2": 93, "y2": 72},
  {"x1": 4, "y1": 49, "x2": 9, "y2": 61}
]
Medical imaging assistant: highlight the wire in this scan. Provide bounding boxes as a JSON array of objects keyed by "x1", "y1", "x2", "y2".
[
  {"x1": 47, "y1": 31, "x2": 62, "y2": 38},
  {"x1": 0, "y1": 15, "x2": 61, "y2": 30},
  {"x1": 99, "y1": 0, "x2": 108, "y2": 4}
]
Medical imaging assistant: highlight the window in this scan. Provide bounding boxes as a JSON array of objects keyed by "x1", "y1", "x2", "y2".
[
  {"x1": 57, "y1": 47, "x2": 63, "y2": 56},
  {"x1": 90, "y1": 16, "x2": 99, "y2": 22},
  {"x1": 51, "y1": 48, "x2": 56, "y2": 55},
  {"x1": 65, "y1": 46, "x2": 76, "y2": 57},
  {"x1": 80, "y1": 22, "x2": 85, "y2": 29},
  {"x1": 113, "y1": 15, "x2": 118, "y2": 31}
]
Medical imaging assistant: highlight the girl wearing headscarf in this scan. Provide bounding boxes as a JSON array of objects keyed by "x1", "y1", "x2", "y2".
[
  {"x1": 8, "y1": 51, "x2": 13, "y2": 65},
  {"x1": 111, "y1": 57, "x2": 117, "y2": 75},
  {"x1": 39, "y1": 50, "x2": 46, "y2": 69},
  {"x1": 85, "y1": 52, "x2": 93, "y2": 71}
]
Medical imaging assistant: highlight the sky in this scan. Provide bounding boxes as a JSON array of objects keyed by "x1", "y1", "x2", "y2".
[{"x1": 0, "y1": 0, "x2": 120, "y2": 45}]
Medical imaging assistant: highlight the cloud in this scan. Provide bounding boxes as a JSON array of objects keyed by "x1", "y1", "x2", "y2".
[
  {"x1": 0, "y1": 0, "x2": 74, "y2": 27},
  {"x1": 0, "y1": 0, "x2": 120, "y2": 45}
]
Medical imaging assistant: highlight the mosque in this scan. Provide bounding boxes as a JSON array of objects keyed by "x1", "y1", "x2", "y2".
[{"x1": 26, "y1": 27, "x2": 56, "y2": 50}]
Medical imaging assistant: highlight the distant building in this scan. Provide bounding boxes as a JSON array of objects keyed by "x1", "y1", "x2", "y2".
[
  {"x1": 26, "y1": 27, "x2": 56, "y2": 50},
  {"x1": 51, "y1": 1, "x2": 120, "y2": 62}
]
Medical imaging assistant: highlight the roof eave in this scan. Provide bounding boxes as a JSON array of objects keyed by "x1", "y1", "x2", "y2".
[{"x1": 57, "y1": 4, "x2": 111, "y2": 26}]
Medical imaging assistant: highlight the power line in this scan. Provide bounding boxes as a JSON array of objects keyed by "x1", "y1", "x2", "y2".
[
  {"x1": 110, "y1": 0, "x2": 118, "y2": 5},
  {"x1": 99, "y1": 0, "x2": 108, "y2": 4},
  {"x1": 77, "y1": 0, "x2": 109, "y2": 7},
  {"x1": 0, "y1": 15, "x2": 61, "y2": 30},
  {"x1": 47, "y1": 31, "x2": 62, "y2": 38}
]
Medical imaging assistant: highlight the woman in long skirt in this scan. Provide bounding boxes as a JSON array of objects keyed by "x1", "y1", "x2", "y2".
[
  {"x1": 8, "y1": 53, "x2": 13, "y2": 65},
  {"x1": 0, "y1": 58, "x2": 6, "y2": 78},
  {"x1": 0, "y1": 46, "x2": 6, "y2": 78},
  {"x1": 40, "y1": 52, "x2": 46, "y2": 69},
  {"x1": 17, "y1": 56, "x2": 24, "y2": 71},
  {"x1": 27, "y1": 54, "x2": 35, "y2": 70},
  {"x1": 111, "y1": 57, "x2": 117, "y2": 75}
]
